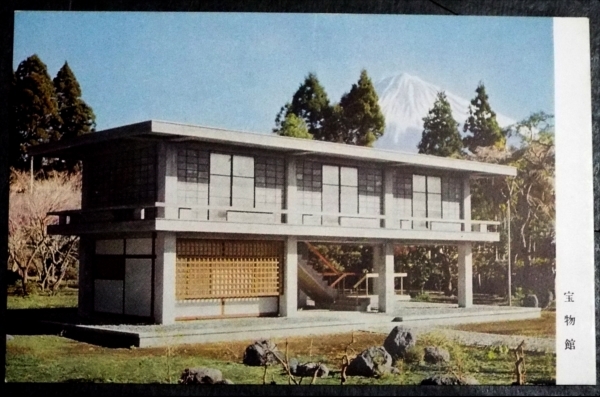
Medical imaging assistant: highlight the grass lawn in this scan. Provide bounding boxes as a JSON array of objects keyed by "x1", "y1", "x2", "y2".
[
  {"x1": 6, "y1": 331, "x2": 555, "y2": 385},
  {"x1": 7, "y1": 288, "x2": 78, "y2": 310},
  {"x1": 452, "y1": 311, "x2": 555, "y2": 338}
]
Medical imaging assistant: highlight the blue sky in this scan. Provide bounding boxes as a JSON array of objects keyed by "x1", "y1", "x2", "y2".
[{"x1": 13, "y1": 12, "x2": 554, "y2": 133}]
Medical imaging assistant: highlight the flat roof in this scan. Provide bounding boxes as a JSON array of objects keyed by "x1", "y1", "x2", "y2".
[{"x1": 29, "y1": 120, "x2": 517, "y2": 177}]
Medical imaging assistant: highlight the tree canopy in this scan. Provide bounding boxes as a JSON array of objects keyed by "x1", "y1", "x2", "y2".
[
  {"x1": 54, "y1": 62, "x2": 96, "y2": 141},
  {"x1": 417, "y1": 91, "x2": 463, "y2": 158},
  {"x1": 274, "y1": 69, "x2": 385, "y2": 147},
  {"x1": 10, "y1": 55, "x2": 95, "y2": 171},
  {"x1": 463, "y1": 83, "x2": 506, "y2": 153},
  {"x1": 10, "y1": 55, "x2": 61, "y2": 170},
  {"x1": 336, "y1": 69, "x2": 385, "y2": 146},
  {"x1": 274, "y1": 73, "x2": 330, "y2": 140}
]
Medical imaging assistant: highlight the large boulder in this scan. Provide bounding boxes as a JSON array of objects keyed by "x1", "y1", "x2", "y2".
[
  {"x1": 290, "y1": 361, "x2": 329, "y2": 378},
  {"x1": 243, "y1": 339, "x2": 282, "y2": 366},
  {"x1": 540, "y1": 290, "x2": 554, "y2": 309},
  {"x1": 6, "y1": 335, "x2": 14, "y2": 341},
  {"x1": 180, "y1": 367, "x2": 223, "y2": 384},
  {"x1": 523, "y1": 294, "x2": 539, "y2": 308},
  {"x1": 420, "y1": 373, "x2": 479, "y2": 385},
  {"x1": 346, "y1": 346, "x2": 393, "y2": 377},
  {"x1": 423, "y1": 346, "x2": 451, "y2": 364},
  {"x1": 383, "y1": 327, "x2": 416, "y2": 362}
]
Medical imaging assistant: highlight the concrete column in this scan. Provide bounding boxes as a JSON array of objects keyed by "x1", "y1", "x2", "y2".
[
  {"x1": 279, "y1": 237, "x2": 298, "y2": 317},
  {"x1": 458, "y1": 242, "x2": 473, "y2": 308},
  {"x1": 462, "y1": 176, "x2": 471, "y2": 232},
  {"x1": 157, "y1": 142, "x2": 178, "y2": 219},
  {"x1": 286, "y1": 157, "x2": 300, "y2": 225},
  {"x1": 78, "y1": 236, "x2": 94, "y2": 319},
  {"x1": 153, "y1": 232, "x2": 176, "y2": 324},
  {"x1": 375, "y1": 242, "x2": 396, "y2": 313},
  {"x1": 383, "y1": 167, "x2": 397, "y2": 229}
]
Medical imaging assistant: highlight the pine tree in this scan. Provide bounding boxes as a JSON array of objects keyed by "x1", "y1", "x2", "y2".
[
  {"x1": 274, "y1": 73, "x2": 330, "y2": 140},
  {"x1": 337, "y1": 69, "x2": 385, "y2": 146},
  {"x1": 463, "y1": 83, "x2": 505, "y2": 153},
  {"x1": 53, "y1": 62, "x2": 96, "y2": 140},
  {"x1": 276, "y1": 113, "x2": 313, "y2": 139},
  {"x1": 418, "y1": 92, "x2": 463, "y2": 157},
  {"x1": 11, "y1": 54, "x2": 61, "y2": 170}
]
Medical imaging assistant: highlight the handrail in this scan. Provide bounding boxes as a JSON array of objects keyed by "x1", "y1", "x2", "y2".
[
  {"x1": 48, "y1": 202, "x2": 501, "y2": 226},
  {"x1": 304, "y1": 242, "x2": 342, "y2": 276},
  {"x1": 49, "y1": 202, "x2": 501, "y2": 226}
]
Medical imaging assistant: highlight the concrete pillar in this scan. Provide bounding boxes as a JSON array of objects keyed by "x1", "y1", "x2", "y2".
[
  {"x1": 157, "y1": 142, "x2": 178, "y2": 219},
  {"x1": 462, "y1": 176, "x2": 471, "y2": 232},
  {"x1": 78, "y1": 236, "x2": 95, "y2": 319},
  {"x1": 279, "y1": 237, "x2": 298, "y2": 317},
  {"x1": 375, "y1": 242, "x2": 396, "y2": 313},
  {"x1": 458, "y1": 242, "x2": 473, "y2": 308},
  {"x1": 286, "y1": 157, "x2": 300, "y2": 225},
  {"x1": 154, "y1": 232, "x2": 176, "y2": 324},
  {"x1": 383, "y1": 167, "x2": 397, "y2": 229}
]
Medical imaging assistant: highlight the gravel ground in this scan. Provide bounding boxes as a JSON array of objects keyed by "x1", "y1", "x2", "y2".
[{"x1": 391, "y1": 325, "x2": 555, "y2": 353}]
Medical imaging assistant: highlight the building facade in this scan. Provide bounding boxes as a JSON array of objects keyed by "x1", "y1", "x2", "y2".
[{"x1": 32, "y1": 120, "x2": 516, "y2": 324}]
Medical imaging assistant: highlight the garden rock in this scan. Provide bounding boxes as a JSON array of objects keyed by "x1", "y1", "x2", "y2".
[
  {"x1": 420, "y1": 373, "x2": 479, "y2": 385},
  {"x1": 6, "y1": 335, "x2": 14, "y2": 341},
  {"x1": 346, "y1": 346, "x2": 393, "y2": 377},
  {"x1": 290, "y1": 361, "x2": 329, "y2": 378},
  {"x1": 179, "y1": 367, "x2": 223, "y2": 384},
  {"x1": 383, "y1": 326, "x2": 415, "y2": 362},
  {"x1": 243, "y1": 339, "x2": 283, "y2": 366},
  {"x1": 523, "y1": 294, "x2": 539, "y2": 308},
  {"x1": 216, "y1": 379, "x2": 234, "y2": 385},
  {"x1": 423, "y1": 346, "x2": 450, "y2": 364}
]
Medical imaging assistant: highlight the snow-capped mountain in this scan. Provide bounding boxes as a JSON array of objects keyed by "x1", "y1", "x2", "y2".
[{"x1": 374, "y1": 73, "x2": 516, "y2": 152}]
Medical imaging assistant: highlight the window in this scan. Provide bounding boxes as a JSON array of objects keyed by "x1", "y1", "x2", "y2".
[
  {"x1": 177, "y1": 148, "x2": 210, "y2": 220},
  {"x1": 394, "y1": 173, "x2": 412, "y2": 229},
  {"x1": 254, "y1": 157, "x2": 285, "y2": 210},
  {"x1": 87, "y1": 143, "x2": 156, "y2": 209},
  {"x1": 296, "y1": 160, "x2": 323, "y2": 225},
  {"x1": 358, "y1": 167, "x2": 382, "y2": 215},
  {"x1": 441, "y1": 177, "x2": 462, "y2": 231},
  {"x1": 322, "y1": 165, "x2": 358, "y2": 225},
  {"x1": 209, "y1": 153, "x2": 254, "y2": 220}
]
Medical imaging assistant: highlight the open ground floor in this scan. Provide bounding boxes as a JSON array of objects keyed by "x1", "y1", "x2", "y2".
[{"x1": 79, "y1": 231, "x2": 503, "y2": 325}]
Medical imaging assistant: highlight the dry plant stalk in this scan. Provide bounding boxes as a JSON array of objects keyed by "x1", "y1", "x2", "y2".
[
  {"x1": 340, "y1": 355, "x2": 349, "y2": 385},
  {"x1": 310, "y1": 362, "x2": 321, "y2": 385},
  {"x1": 514, "y1": 340, "x2": 526, "y2": 385},
  {"x1": 262, "y1": 363, "x2": 268, "y2": 385},
  {"x1": 267, "y1": 348, "x2": 298, "y2": 385}
]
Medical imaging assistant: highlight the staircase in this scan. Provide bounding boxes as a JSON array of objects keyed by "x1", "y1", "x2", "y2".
[{"x1": 298, "y1": 260, "x2": 338, "y2": 307}]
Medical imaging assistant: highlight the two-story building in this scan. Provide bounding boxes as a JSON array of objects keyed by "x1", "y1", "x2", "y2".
[{"x1": 30, "y1": 120, "x2": 516, "y2": 325}]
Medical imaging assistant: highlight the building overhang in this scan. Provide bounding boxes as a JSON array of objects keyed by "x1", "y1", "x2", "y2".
[
  {"x1": 29, "y1": 120, "x2": 517, "y2": 177},
  {"x1": 48, "y1": 219, "x2": 501, "y2": 244}
]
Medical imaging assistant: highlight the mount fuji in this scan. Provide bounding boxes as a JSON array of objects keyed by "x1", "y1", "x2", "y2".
[{"x1": 374, "y1": 73, "x2": 516, "y2": 153}]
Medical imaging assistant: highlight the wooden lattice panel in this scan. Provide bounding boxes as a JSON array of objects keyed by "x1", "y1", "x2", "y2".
[{"x1": 176, "y1": 240, "x2": 283, "y2": 300}]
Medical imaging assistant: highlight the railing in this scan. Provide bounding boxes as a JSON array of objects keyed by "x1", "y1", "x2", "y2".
[
  {"x1": 352, "y1": 272, "x2": 408, "y2": 296},
  {"x1": 49, "y1": 202, "x2": 501, "y2": 233}
]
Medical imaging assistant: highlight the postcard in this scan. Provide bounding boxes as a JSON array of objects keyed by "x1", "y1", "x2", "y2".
[{"x1": 6, "y1": 12, "x2": 595, "y2": 387}]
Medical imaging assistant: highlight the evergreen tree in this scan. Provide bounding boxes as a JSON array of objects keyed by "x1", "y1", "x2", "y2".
[
  {"x1": 276, "y1": 113, "x2": 313, "y2": 139},
  {"x1": 53, "y1": 62, "x2": 96, "y2": 140},
  {"x1": 463, "y1": 83, "x2": 506, "y2": 153},
  {"x1": 417, "y1": 91, "x2": 463, "y2": 157},
  {"x1": 337, "y1": 69, "x2": 385, "y2": 146},
  {"x1": 274, "y1": 73, "x2": 330, "y2": 140},
  {"x1": 11, "y1": 54, "x2": 61, "y2": 170}
]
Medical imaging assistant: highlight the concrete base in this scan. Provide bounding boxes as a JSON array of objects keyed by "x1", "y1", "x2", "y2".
[{"x1": 40, "y1": 304, "x2": 543, "y2": 348}]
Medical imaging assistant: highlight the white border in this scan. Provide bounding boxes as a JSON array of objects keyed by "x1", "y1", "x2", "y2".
[{"x1": 554, "y1": 17, "x2": 596, "y2": 385}]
